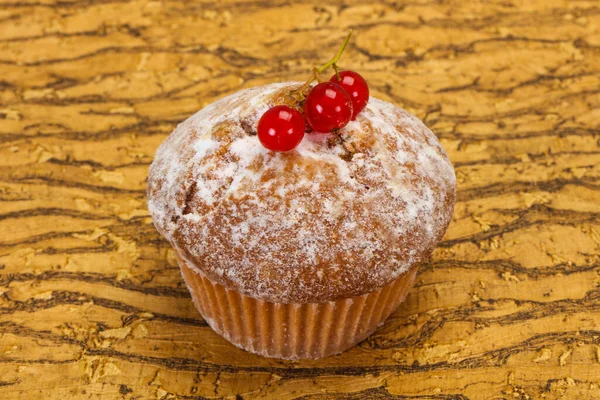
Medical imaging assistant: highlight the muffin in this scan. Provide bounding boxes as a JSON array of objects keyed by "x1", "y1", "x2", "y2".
[{"x1": 147, "y1": 82, "x2": 456, "y2": 359}]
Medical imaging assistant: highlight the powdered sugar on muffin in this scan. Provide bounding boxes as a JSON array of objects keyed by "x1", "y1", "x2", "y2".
[{"x1": 147, "y1": 82, "x2": 455, "y2": 303}]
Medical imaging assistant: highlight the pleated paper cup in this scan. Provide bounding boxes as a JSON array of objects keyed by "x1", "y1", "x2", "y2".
[{"x1": 178, "y1": 257, "x2": 417, "y2": 360}]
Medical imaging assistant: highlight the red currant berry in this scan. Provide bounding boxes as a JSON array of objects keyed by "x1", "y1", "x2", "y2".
[
  {"x1": 330, "y1": 70, "x2": 369, "y2": 119},
  {"x1": 304, "y1": 82, "x2": 353, "y2": 133},
  {"x1": 257, "y1": 105, "x2": 305, "y2": 152}
]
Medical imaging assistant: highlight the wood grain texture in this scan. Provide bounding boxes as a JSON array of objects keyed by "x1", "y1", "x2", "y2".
[{"x1": 1, "y1": 0, "x2": 599, "y2": 399}]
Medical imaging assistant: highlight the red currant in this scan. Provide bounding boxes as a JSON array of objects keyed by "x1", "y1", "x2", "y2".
[
  {"x1": 257, "y1": 105, "x2": 305, "y2": 152},
  {"x1": 303, "y1": 82, "x2": 353, "y2": 133},
  {"x1": 330, "y1": 70, "x2": 369, "y2": 119}
]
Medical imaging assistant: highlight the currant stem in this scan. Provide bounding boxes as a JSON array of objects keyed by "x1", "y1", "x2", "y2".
[
  {"x1": 291, "y1": 30, "x2": 353, "y2": 96},
  {"x1": 293, "y1": 68, "x2": 321, "y2": 94},
  {"x1": 315, "y1": 67, "x2": 323, "y2": 83},
  {"x1": 333, "y1": 63, "x2": 341, "y2": 81},
  {"x1": 317, "y1": 30, "x2": 353, "y2": 74}
]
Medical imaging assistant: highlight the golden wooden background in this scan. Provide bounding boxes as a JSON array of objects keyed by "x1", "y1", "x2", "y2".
[{"x1": 1, "y1": 0, "x2": 599, "y2": 399}]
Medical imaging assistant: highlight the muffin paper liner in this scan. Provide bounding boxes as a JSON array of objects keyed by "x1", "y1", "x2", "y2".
[{"x1": 179, "y1": 257, "x2": 417, "y2": 360}]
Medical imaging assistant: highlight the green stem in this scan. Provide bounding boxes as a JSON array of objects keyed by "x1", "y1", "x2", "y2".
[
  {"x1": 294, "y1": 68, "x2": 322, "y2": 94},
  {"x1": 333, "y1": 63, "x2": 341, "y2": 80},
  {"x1": 317, "y1": 30, "x2": 353, "y2": 74},
  {"x1": 315, "y1": 67, "x2": 323, "y2": 83},
  {"x1": 290, "y1": 30, "x2": 353, "y2": 97}
]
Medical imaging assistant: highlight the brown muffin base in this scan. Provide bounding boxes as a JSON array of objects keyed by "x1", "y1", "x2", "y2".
[{"x1": 179, "y1": 258, "x2": 417, "y2": 360}]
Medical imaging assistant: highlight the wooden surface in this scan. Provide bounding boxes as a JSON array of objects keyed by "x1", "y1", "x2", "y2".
[{"x1": 1, "y1": 0, "x2": 599, "y2": 399}]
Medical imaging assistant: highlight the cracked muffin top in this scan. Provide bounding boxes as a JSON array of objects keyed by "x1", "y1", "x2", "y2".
[{"x1": 147, "y1": 82, "x2": 456, "y2": 303}]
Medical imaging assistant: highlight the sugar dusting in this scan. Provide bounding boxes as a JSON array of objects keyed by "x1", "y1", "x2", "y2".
[{"x1": 147, "y1": 82, "x2": 456, "y2": 303}]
